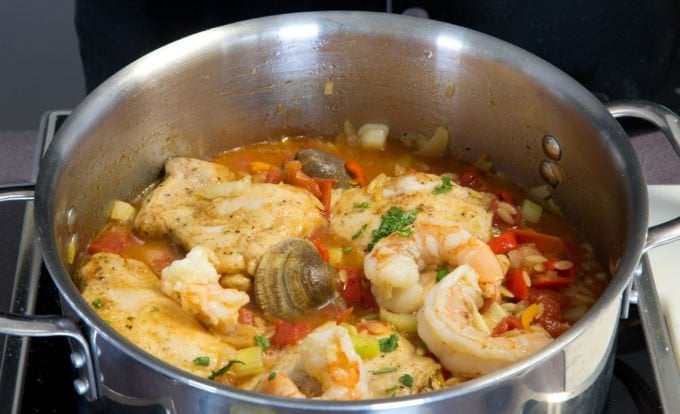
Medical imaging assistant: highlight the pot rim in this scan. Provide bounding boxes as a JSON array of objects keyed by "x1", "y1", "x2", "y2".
[{"x1": 34, "y1": 11, "x2": 648, "y2": 409}]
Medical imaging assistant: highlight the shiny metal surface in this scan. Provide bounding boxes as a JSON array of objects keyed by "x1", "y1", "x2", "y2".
[
  {"x1": 635, "y1": 258, "x2": 680, "y2": 413},
  {"x1": 0, "y1": 11, "x2": 675, "y2": 413}
]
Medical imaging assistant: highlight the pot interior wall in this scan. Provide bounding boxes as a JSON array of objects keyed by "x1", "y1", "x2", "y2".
[{"x1": 48, "y1": 12, "x2": 635, "y2": 310}]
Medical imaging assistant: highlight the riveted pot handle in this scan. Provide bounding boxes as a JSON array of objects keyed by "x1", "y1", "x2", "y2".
[
  {"x1": 0, "y1": 185, "x2": 100, "y2": 401},
  {"x1": 605, "y1": 100, "x2": 680, "y2": 251}
]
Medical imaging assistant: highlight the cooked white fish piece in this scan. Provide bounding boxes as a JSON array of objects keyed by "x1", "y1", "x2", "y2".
[
  {"x1": 330, "y1": 172, "x2": 493, "y2": 252},
  {"x1": 135, "y1": 157, "x2": 327, "y2": 275},
  {"x1": 79, "y1": 252, "x2": 236, "y2": 377},
  {"x1": 161, "y1": 246, "x2": 250, "y2": 335}
]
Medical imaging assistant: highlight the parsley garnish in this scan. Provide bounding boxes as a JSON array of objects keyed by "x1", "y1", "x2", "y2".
[
  {"x1": 342, "y1": 246, "x2": 353, "y2": 253},
  {"x1": 368, "y1": 207, "x2": 420, "y2": 251},
  {"x1": 432, "y1": 176, "x2": 452, "y2": 195},
  {"x1": 379, "y1": 334, "x2": 399, "y2": 353},
  {"x1": 353, "y1": 202, "x2": 370, "y2": 209},
  {"x1": 370, "y1": 367, "x2": 398, "y2": 375},
  {"x1": 150, "y1": 305, "x2": 160, "y2": 312},
  {"x1": 352, "y1": 224, "x2": 368, "y2": 240},
  {"x1": 92, "y1": 298, "x2": 103, "y2": 309},
  {"x1": 193, "y1": 356, "x2": 210, "y2": 366},
  {"x1": 268, "y1": 372, "x2": 277, "y2": 381},
  {"x1": 399, "y1": 374, "x2": 414, "y2": 387},
  {"x1": 436, "y1": 267, "x2": 449, "y2": 282},
  {"x1": 254, "y1": 335, "x2": 270, "y2": 350},
  {"x1": 208, "y1": 360, "x2": 244, "y2": 380}
]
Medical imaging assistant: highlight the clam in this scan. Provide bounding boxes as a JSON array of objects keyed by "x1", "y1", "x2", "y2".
[
  {"x1": 254, "y1": 238, "x2": 345, "y2": 320},
  {"x1": 295, "y1": 149, "x2": 352, "y2": 188}
]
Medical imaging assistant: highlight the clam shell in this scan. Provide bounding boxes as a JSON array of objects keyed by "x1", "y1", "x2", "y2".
[
  {"x1": 295, "y1": 149, "x2": 352, "y2": 188},
  {"x1": 254, "y1": 238, "x2": 343, "y2": 320}
]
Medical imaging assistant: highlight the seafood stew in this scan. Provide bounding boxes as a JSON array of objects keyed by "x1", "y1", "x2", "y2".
[{"x1": 76, "y1": 124, "x2": 609, "y2": 400}]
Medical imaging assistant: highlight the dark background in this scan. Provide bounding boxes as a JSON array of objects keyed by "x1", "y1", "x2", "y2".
[{"x1": 2, "y1": 0, "x2": 680, "y2": 130}]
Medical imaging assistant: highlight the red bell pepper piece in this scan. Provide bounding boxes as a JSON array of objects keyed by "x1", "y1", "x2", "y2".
[
  {"x1": 491, "y1": 315, "x2": 522, "y2": 337},
  {"x1": 487, "y1": 231, "x2": 519, "y2": 254},
  {"x1": 510, "y1": 229, "x2": 566, "y2": 257},
  {"x1": 505, "y1": 268, "x2": 529, "y2": 300},
  {"x1": 345, "y1": 160, "x2": 368, "y2": 187},
  {"x1": 87, "y1": 229, "x2": 132, "y2": 255}
]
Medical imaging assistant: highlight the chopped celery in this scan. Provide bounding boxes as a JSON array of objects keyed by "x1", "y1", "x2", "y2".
[
  {"x1": 349, "y1": 333, "x2": 380, "y2": 359},
  {"x1": 327, "y1": 247, "x2": 343, "y2": 266},
  {"x1": 231, "y1": 346, "x2": 264, "y2": 377},
  {"x1": 109, "y1": 200, "x2": 136, "y2": 222},
  {"x1": 521, "y1": 199, "x2": 543, "y2": 224}
]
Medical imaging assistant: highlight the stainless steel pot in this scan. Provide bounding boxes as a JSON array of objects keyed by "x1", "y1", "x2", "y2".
[{"x1": 2, "y1": 11, "x2": 680, "y2": 413}]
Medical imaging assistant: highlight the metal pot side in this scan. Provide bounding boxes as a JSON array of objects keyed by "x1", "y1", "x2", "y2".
[{"x1": 34, "y1": 12, "x2": 648, "y2": 413}]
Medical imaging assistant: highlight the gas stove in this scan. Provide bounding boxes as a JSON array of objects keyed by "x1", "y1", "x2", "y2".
[{"x1": 0, "y1": 111, "x2": 677, "y2": 413}]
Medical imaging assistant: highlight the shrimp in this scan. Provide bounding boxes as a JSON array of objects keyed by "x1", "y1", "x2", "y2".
[
  {"x1": 364, "y1": 220, "x2": 504, "y2": 314},
  {"x1": 417, "y1": 264, "x2": 552, "y2": 378},
  {"x1": 261, "y1": 372, "x2": 307, "y2": 399},
  {"x1": 161, "y1": 246, "x2": 249, "y2": 334},
  {"x1": 262, "y1": 323, "x2": 370, "y2": 400}
]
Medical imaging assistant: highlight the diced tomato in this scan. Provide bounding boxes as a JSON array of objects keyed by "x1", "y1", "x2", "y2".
[
  {"x1": 505, "y1": 268, "x2": 529, "y2": 300},
  {"x1": 265, "y1": 165, "x2": 282, "y2": 183},
  {"x1": 487, "y1": 231, "x2": 519, "y2": 254},
  {"x1": 87, "y1": 230, "x2": 132, "y2": 255},
  {"x1": 491, "y1": 315, "x2": 522, "y2": 337},
  {"x1": 238, "y1": 307, "x2": 256, "y2": 326},
  {"x1": 270, "y1": 319, "x2": 312, "y2": 348},
  {"x1": 345, "y1": 160, "x2": 368, "y2": 187},
  {"x1": 510, "y1": 229, "x2": 566, "y2": 257},
  {"x1": 458, "y1": 168, "x2": 487, "y2": 190},
  {"x1": 491, "y1": 199, "x2": 522, "y2": 226},
  {"x1": 529, "y1": 288, "x2": 571, "y2": 337},
  {"x1": 493, "y1": 188, "x2": 515, "y2": 203},
  {"x1": 341, "y1": 268, "x2": 378, "y2": 312}
]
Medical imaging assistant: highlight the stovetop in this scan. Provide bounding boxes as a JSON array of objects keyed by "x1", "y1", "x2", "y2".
[{"x1": 0, "y1": 111, "x2": 673, "y2": 413}]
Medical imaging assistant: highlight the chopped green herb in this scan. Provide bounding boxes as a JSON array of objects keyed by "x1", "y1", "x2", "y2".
[
  {"x1": 208, "y1": 360, "x2": 244, "y2": 380},
  {"x1": 432, "y1": 176, "x2": 453, "y2": 194},
  {"x1": 254, "y1": 335, "x2": 270, "y2": 350},
  {"x1": 352, "y1": 224, "x2": 368, "y2": 240},
  {"x1": 368, "y1": 207, "x2": 420, "y2": 251},
  {"x1": 193, "y1": 356, "x2": 210, "y2": 366},
  {"x1": 91, "y1": 298, "x2": 103, "y2": 309},
  {"x1": 399, "y1": 374, "x2": 414, "y2": 387},
  {"x1": 353, "y1": 202, "x2": 371, "y2": 209},
  {"x1": 370, "y1": 367, "x2": 398, "y2": 375},
  {"x1": 342, "y1": 246, "x2": 353, "y2": 253},
  {"x1": 379, "y1": 334, "x2": 399, "y2": 353},
  {"x1": 436, "y1": 267, "x2": 449, "y2": 282},
  {"x1": 150, "y1": 305, "x2": 160, "y2": 312},
  {"x1": 268, "y1": 371, "x2": 277, "y2": 381},
  {"x1": 384, "y1": 385, "x2": 399, "y2": 394}
]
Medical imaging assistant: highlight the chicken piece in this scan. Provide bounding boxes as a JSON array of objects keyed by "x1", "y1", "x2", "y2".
[
  {"x1": 135, "y1": 157, "x2": 326, "y2": 275},
  {"x1": 261, "y1": 323, "x2": 443, "y2": 399},
  {"x1": 360, "y1": 323, "x2": 443, "y2": 397},
  {"x1": 331, "y1": 172, "x2": 493, "y2": 251},
  {"x1": 79, "y1": 252, "x2": 236, "y2": 377}
]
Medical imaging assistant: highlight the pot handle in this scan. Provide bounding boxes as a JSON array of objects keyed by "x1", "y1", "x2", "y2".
[
  {"x1": 605, "y1": 100, "x2": 680, "y2": 251},
  {"x1": 0, "y1": 186, "x2": 100, "y2": 401}
]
